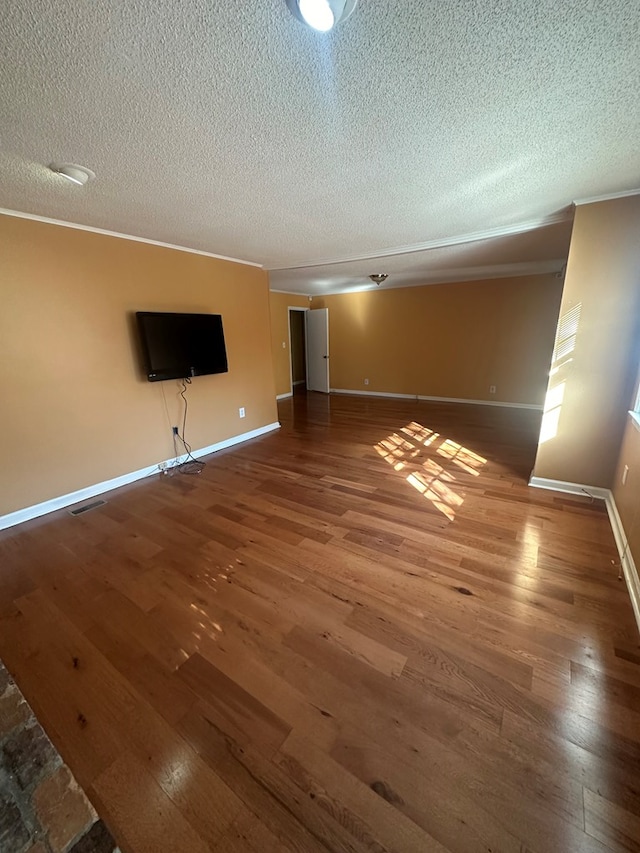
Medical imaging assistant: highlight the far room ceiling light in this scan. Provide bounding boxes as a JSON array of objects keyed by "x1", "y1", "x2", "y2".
[
  {"x1": 286, "y1": 0, "x2": 358, "y2": 32},
  {"x1": 49, "y1": 163, "x2": 95, "y2": 186},
  {"x1": 369, "y1": 273, "x2": 389, "y2": 286}
]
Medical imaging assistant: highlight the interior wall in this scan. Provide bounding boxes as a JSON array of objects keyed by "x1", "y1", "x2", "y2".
[
  {"x1": 290, "y1": 311, "x2": 306, "y2": 384},
  {"x1": 0, "y1": 214, "x2": 277, "y2": 516},
  {"x1": 269, "y1": 291, "x2": 310, "y2": 397},
  {"x1": 613, "y1": 414, "x2": 640, "y2": 569},
  {"x1": 312, "y1": 275, "x2": 562, "y2": 406},
  {"x1": 612, "y1": 361, "x2": 640, "y2": 573},
  {"x1": 532, "y1": 195, "x2": 640, "y2": 488}
]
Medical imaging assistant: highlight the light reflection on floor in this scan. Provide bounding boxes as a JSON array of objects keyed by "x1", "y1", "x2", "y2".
[
  {"x1": 185, "y1": 566, "x2": 238, "y2": 648},
  {"x1": 374, "y1": 421, "x2": 487, "y2": 520}
]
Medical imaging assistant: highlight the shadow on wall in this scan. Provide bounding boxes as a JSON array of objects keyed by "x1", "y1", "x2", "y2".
[{"x1": 539, "y1": 302, "x2": 582, "y2": 445}]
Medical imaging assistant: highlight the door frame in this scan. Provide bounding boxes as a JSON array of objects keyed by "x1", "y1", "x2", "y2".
[{"x1": 287, "y1": 306, "x2": 309, "y2": 397}]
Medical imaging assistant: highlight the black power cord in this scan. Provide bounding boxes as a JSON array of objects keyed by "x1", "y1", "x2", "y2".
[{"x1": 176, "y1": 378, "x2": 205, "y2": 475}]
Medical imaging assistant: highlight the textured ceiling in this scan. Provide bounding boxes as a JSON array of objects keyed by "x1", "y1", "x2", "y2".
[{"x1": 1, "y1": 0, "x2": 639, "y2": 294}]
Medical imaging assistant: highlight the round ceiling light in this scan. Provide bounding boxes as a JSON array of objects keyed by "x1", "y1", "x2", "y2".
[
  {"x1": 286, "y1": 0, "x2": 358, "y2": 32},
  {"x1": 49, "y1": 163, "x2": 95, "y2": 186}
]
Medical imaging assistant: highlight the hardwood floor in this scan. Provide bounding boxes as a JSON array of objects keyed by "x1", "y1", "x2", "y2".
[{"x1": 1, "y1": 392, "x2": 639, "y2": 853}]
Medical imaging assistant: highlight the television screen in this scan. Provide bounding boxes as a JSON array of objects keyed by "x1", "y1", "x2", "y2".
[{"x1": 136, "y1": 312, "x2": 228, "y2": 382}]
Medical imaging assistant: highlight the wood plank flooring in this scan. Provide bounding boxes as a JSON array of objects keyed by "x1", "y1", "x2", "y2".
[{"x1": 1, "y1": 392, "x2": 639, "y2": 853}]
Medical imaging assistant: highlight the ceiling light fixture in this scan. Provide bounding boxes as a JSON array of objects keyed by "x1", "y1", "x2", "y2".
[
  {"x1": 49, "y1": 163, "x2": 95, "y2": 186},
  {"x1": 369, "y1": 273, "x2": 389, "y2": 286},
  {"x1": 286, "y1": 0, "x2": 358, "y2": 32}
]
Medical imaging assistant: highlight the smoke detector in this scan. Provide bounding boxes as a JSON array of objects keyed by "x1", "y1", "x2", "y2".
[
  {"x1": 286, "y1": 0, "x2": 358, "y2": 32},
  {"x1": 49, "y1": 163, "x2": 95, "y2": 186}
]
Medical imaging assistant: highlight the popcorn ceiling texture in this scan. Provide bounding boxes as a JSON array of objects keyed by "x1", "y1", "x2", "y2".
[{"x1": 0, "y1": 0, "x2": 638, "y2": 282}]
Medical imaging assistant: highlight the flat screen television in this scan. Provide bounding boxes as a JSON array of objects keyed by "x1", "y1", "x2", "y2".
[{"x1": 136, "y1": 311, "x2": 228, "y2": 382}]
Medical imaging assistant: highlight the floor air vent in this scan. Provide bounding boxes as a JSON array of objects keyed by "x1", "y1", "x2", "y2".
[{"x1": 68, "y1": 499, "x2": 107, "y2": 516}]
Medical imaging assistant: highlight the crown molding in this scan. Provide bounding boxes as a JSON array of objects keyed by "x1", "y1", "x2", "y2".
[
  {"x1": 267, "y1": 210, "x2": 573, "y2": 272},
  {"x1": 0, "y1": 207, "x2": 263, "y2": 268},
  {"x1": 269, "y1": 289, "x2": 312, "y2": 297},
  {"x1": 573, "y1": 187, "x2": 640, "y2": 206},
  {"x1": 290, "y1": 259, "x2": 564, "y2": 297}
]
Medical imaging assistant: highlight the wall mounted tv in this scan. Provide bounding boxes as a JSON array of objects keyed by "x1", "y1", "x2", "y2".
[{"x1": 136, "y1": 312, "x2": 228, "y2": 382}]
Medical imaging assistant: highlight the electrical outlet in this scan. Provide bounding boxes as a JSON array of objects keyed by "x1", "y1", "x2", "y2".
[
  {"x1": 239, "y1": 407, "x2": 246, "y2": 418},
  {"x1": 623, "y1": 464, "x2": 629, "y2": 485},
  {"x1": 489, "y1": 385, "x2": 496, "y2": 394},
  {"x1": 364, "y1": 378, "x2": 369, "y2": 385},
  {"x1": 282, "y1": 341, "x2": 286, "y2": 348}
]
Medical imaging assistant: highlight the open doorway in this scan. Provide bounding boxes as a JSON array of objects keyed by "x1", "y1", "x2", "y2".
[{"x1": 288, "y1": 307, "x2": 307, "y2": 395}]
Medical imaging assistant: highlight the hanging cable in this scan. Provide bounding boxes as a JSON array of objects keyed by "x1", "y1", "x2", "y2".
[{"x1": 176, "y1": 378, "x2": 205, "y2": 475}]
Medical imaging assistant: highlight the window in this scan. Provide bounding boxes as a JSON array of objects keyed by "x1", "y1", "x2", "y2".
[{"x1": 630, "y1": 372, "x2": 640, "y2": 431}]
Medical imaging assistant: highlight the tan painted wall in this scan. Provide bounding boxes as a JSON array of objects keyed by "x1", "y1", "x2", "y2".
[
  {"x1": 269, "y1": 292, "x2": 309, "y2": 396},
  {"x1": 612, "y1": 363, "x2": 640, "y2": 570},
  {"x1": 0, "y1": 214, "x2": 277, "y2": 516},
  {"x1": 313, "y1": 275, "x2": 562, "y2": 405},
  {"x1": 613, "y1": 411, "x2": 640, "y2": 569},
  {"x1": 533, "y1": 196, "x2": 640, "y2": 487}
]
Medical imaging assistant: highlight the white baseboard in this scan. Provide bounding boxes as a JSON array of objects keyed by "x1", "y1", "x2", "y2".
[
  {"x1": 330, "y1": 388, "x2": 542, "y2": 410},
  {"x1": 418, "y1": 394, "x2": 542, "y2": 410},
  {"x1": 528, "y1": 476, "x2": 640, "y2": 635},
  {"x1": 0, "y1": 422, "x2": 281, "y2": 532},
  {"x1": 276, "y1": 392, "x2": 293, "y2": 400},
  {"x1": 528, "y1": 476, "x2": 611, "y2": 501},
  {"x1": 605, "y1": 493, "x2": 640, "y2": 635},
  {"x1": 331, "y1": 388, "x2": 415, "y2": 400}
]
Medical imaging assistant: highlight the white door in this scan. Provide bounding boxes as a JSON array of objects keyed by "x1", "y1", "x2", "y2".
[{"x1": 305, "y1": 308, "x2": 329, "y2": 393}]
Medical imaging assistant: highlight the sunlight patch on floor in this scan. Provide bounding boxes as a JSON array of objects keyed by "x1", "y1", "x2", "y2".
[
  {"x1": 189, "y1": 601, "x2": 223, "y2": 642},
  {"x1": 374, "y1": 422, "x2": 487, "y2": 520}
]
